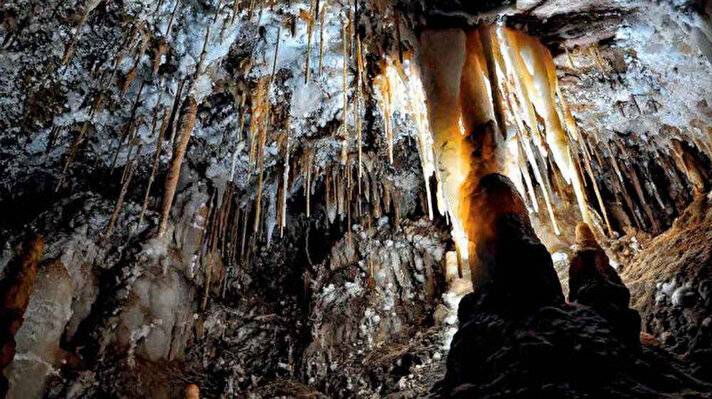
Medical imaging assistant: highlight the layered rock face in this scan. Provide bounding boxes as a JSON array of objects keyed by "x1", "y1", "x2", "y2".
[
  {"x1": 623, "y1": 193, "x2": 712, "y2": 381},
  {"x1": 440, "y1": 174, "x2": 710, "y2": 398}
]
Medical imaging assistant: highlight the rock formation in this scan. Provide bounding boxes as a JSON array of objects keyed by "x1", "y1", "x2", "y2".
[
  {"x1": 0, "y1": 0, "x2": 711, "y2": 397},
  {"x1": 569, "y1": 222, "x2": 641, "y2": 347},
  {"x1": 440, "y1": 174, "x2": 710, "y2": 398},
  {"x1": 0, "y1": 236, "x2": 44, "y2": 397},
  {"x1": 623, "y1": 193, "x2": 712, "y2": 381}
]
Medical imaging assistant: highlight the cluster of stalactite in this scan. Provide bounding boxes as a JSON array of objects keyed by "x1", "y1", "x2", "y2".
[
  {"x1": 569, "y1": 128, "x2": 712, "y2": 235},
  {"x1": 47, "y1": 0, "x2": 712, "y2": 299},
  {"x1": 404, "y1": 25, "x2": 597, "y2": 279}
]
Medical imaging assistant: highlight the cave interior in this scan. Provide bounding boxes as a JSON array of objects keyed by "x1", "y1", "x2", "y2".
[{"x1": 1, "y1": 0, "x2": 712, "y2": 398}]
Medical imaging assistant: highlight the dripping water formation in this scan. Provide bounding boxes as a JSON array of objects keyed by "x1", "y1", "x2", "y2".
[{"x1": 1, "y1": 0, "x2": 712, "y2": 398}]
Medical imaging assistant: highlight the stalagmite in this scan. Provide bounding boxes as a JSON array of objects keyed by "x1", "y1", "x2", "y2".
[
  {"x1": 158, "y1": 96, "x2": 198, "y2": 238},
  {"x1": 416, "y1": 25, "x2": 596, "y2": 263},
  {"x1": 185, "y1": 384, "x2": 200, "y2": 399}
]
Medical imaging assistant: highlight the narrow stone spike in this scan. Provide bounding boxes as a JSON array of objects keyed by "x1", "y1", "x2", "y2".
[
  {"x1": 578, "y1": 134, "x2": 613, "y2": 234},
  {"x1": 158, "y1": 97, "x2": 198, "y2": 237},
  {"x1": 165, "y1": 0, "x2": 181, "y2": 36},
  {"x1": 342, "y1": 19, "x2": 349, "y2": 134},
  {"x1": 104, "y1": 149, "x2": 140, "y2": 238},
  {"x1": 318, "y1": 0, "x2": 328, "y2": 75},
  {"x1": 252, "y1": 28, "x2": 280, "y2": 233},
  {"x1": 304, "y1": 0, "x2": 315, "y2": 84},
  {"x1": 55, "y1": 89, "x2": 105, "y2": 191},
  {"x1": 280, "y1": 136, "x2": 290, "y2": 237},
  {"x1": 355, "y1": 34, "x2": 364, "y2": 194},
  {"x1": 137, "y1": 107, "x2": 170, "y2": 229}
]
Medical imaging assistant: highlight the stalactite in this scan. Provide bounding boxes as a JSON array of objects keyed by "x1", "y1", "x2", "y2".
[
  {"x1": 375, "y1": 60, "x2": 395, "y2": 164},
  {"x1": 158, "y1": 96, "x2": 198, "y2": 237},
  {"x1": 55, "y1": 87, "x2": 106, "y2": 191},
  {"x1": 303, "y1": 1, "x2": 315, "y2": 84},
  {"x1": 121, "y1": 65, "x2": 138, "y2": 95},
  {"x1": 496, "y1": 28, "x2": 547, "y2": 158},
  {"x1": 318, "y1": 0, "x2": 328, "y2": 75},
  {"x1": 138, "y1": 105, "x2": 170, "y2": 230},
  {"x1": 280, "y1": 135, "x2": 290, "y2": 237},
  {"x1": 574, "y1": 132, "x2": 612, "y2": 234},
  {"x1": 613, "y1": 138, "x2": 660, "y2": 232},
  {"x1": 120, "y1": 119, "x2": 143, "y2": 183},
  {"x1": 304, "y1": 149, "x2": 314, "y2": 218},
  {"x1": 355, "y1": 34, "x2": 364, "y2": 198},
  {"x1": 341, "y1": 18, "x2": 349, "y2": 138},
  {"x1": 516, "y1": 136, "x2": 539, "y2": 212},
  {"x1": 200, "y1": 195, "x2": 217, "y2": 310},
  {"x1": 152, "y1": 39, "x2": 169, "y2": 76},
  {"x1": 394, "y1": 60, "x2": 437, "y2": 220},
  {"x1": 61, "y1": 0, "x2": 103, "y2": 65},
  {"x1": 228, "y1": 205, "x2": 240, "y2": 266},
  {"x1": 165, "y1": 0, "x2": 181, "y2": 37},
  {"x1": 240, "y1": 203, "x2": 250, "y2": 258},
  {"x1": 502, "y1": 27, "x2": 590, "y2": 224},
  {"x1": 110, "y1": 80, "x2": 146, "y2": 173},
  {"x1": 602, "y1": 137, "x2": 625, "y2": 184},
  {"x1": 253, "y1": 123, "x2": 267, "y2": 233},
  {"x1": 415, "y1": 25, "x2": 599, "y2": 268},
  {"x1": 671, "y1": 139, "x2": 707, "y2": 193},
  {"x1": 104, "y1": 153, "x2": 139, "y2": 238},
  {"x1": 168, "y1": 79, "x2": 187, "y2": 145},
  {"x1": 230, "y1": 102, "x2": 248, "y2": 180}
]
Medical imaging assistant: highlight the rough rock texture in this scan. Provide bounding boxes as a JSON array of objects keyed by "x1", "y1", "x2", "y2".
[
  {"x1": 0, "y1": 0, "x2": 711, "y2": 397},
  {"x1": 0, "y1": 236, "x2": 44, "y2": 398},
  {"x1": 623, "y1": 192, "x2": 712, "y2": 381},
  {"x1": 440, "y1": 174, "x2": 712, "y2": 398},
  {"x1": 301, "y1": 219, "x2": 448, "y2": 397},
  {"x1": 569, "y1": 222, "x2": 641, "y2": 347}
]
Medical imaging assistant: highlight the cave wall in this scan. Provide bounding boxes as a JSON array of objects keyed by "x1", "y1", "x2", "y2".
[{"x1": 0, "y1": 0, "x2": 711, "y2": 397}]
